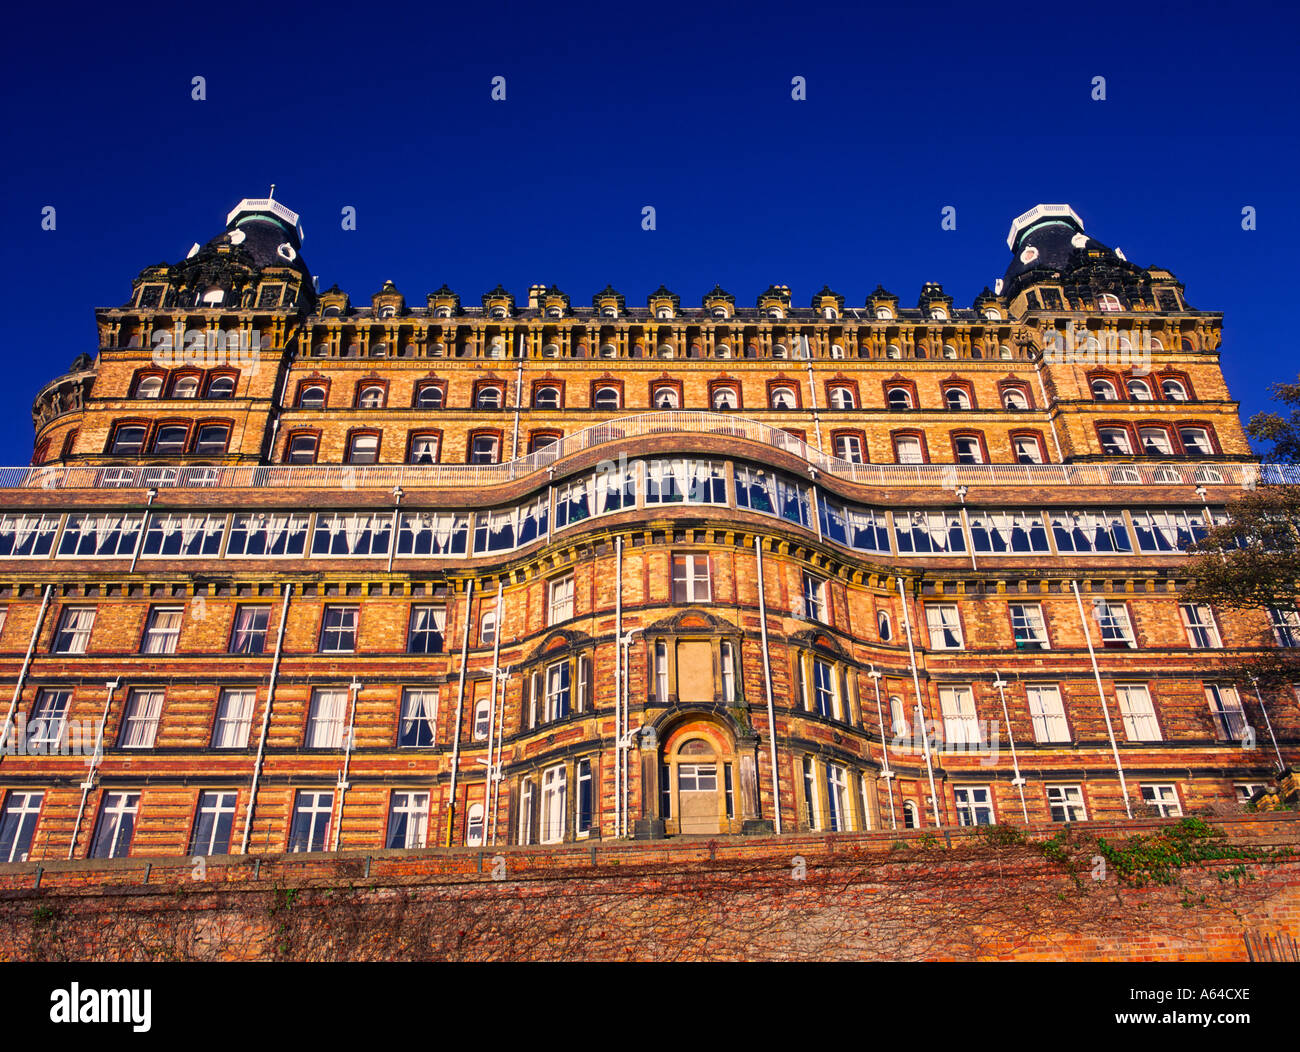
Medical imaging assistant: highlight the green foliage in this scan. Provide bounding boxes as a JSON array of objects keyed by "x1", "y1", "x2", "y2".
[
  {"x1": 979, "y1": 823, "x2": 1025, "y2": 847},
  {"x1": 1093, "y1": 817, "x2": 1274, "y2": 888},
  {"x1": 1247, "y1": 380, "x2": 1300, "y2": 464},
  {"x1": 889, "y1": 840, "x2": 908, "y2": 852}
]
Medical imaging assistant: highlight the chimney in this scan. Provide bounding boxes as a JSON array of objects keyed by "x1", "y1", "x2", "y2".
[{"x1": 528, "y1": 284, "x2": 546, "y2": 310}]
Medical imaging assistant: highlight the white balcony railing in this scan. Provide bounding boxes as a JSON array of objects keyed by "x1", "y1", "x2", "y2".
[{"x1": 0, "y1": 412, "x2": 1278, "y2": 493}]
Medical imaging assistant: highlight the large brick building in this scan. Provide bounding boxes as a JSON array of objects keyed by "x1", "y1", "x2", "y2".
[{"x1": 0, "y1": 197, "x2": 1293, "y2": 863}]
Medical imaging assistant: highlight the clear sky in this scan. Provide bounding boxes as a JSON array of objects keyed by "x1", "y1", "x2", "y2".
[{"x1": 1, "y1": 0, "x2": 1297, "y2": 463}]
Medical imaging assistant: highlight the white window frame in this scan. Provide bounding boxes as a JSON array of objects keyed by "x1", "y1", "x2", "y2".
[
  {"x1": 939, "y1": 685, "x2": 981, "y2": 747},
  {"x1": 925, "y1": 604, "x2": 964, "y2": 650},
  {"x1": 119, "y1": 688, "x2": 163, "y2": 748},
  {"x1": 1046, "y1": 785, "x2": 1087, "y2": 822},
  {"x1": 1180, "y1": 603, "x2": 1221, "y2": 648},
  {"x1": 141, "y1": 606, "x2": 183, "y2": 655},
  {"x1": 672, "y1": 554, "x2": 712, "y2": 603},
  {"x1": 1026, "y1": 685, "x2": 1070, "y2": 743},
  {"x1": 305, "y1": 688, "x2": 348, "y2": 749},
  {"x1": 53, "y1": 606, "x2": 95, "y2": 654},
  {"x1": 387, "y1": 790, "x2": 430, "y2": 849},
  {"x1": 1140, "y1": 783, "x2": 1182, "y2": 817},
  {"x1": 213, "y1": 688, "x2": 255, "y2": 748},
  {"x1": 540, "y1": 764, "x2": 566, "y2": 844},
  {"x1": 1116, "y1": 683, "x2": 1161, "y2": 742},
  {"x1": 953, "y1": 786, "x2": 994, "y2": 826},
  {"x1": 1010, "y1": 603, "x2": 1049, "y2": 649},
  {"x1": 547, "y1": 574, "x2": 574, "y2": 625},
  {"x1": 1206, "y1": 684, "x2": 1249, "y2": 741}
]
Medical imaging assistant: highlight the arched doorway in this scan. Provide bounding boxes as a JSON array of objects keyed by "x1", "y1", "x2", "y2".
[{"x1": 661, "y1": 720, "x2": 735, "y2": 836}]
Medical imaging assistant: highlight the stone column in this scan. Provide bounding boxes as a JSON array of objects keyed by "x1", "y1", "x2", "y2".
[
  {"x1": 736, "y1": 730, "x2": 773, "y2": 834},
  {"x1": 633, "y1": 725, "x2": 666, "y2": 839}
]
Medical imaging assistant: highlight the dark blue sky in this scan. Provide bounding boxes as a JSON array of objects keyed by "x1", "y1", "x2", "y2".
[{"x1": 2, "y1": 0, "x2": 1297, "y2": 463}]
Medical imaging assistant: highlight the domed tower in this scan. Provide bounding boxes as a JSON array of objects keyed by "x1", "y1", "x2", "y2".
[{"x1": 32, "y1": 193, "x2": 314, "y2": 467}]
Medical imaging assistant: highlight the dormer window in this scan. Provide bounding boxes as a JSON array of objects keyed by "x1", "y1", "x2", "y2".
[
  {"x1": 601, "y1": 307, "x2": 618, "y2": 318},
  {"x1": 875, "y1": 307, "x2": 893, "y2": 320},
  {"x1": 135, "y1": 376, "x2": 163, "y2": 399},
  {"x1": 822, "y1": 307, "x2": 838, "y2": 320},
  {"x1": 172, "y1": 376, "x2": 199, "y2": 399},
  {"x1": 298, "y1": 384, "x2": 327, "y2": 409},
  {"x1": 930, "y1": 308, "x2": 947, "y2": 321},
  {"x1": 1098, "y1": 293, "x2": 1122, "y2": 312},
  {"x1": 489, "y1": 306, "x2": 507, "y2": 319},
  {"x1": 201, "y1": 288, "x2": 224, "y2": 307},
  {"x1": 546, "y1": 307, "x2": 563, "y2": 319},
  {"x1": 983, "y1": 308, "x2": 1001, "y2": 321},
  {"x1": 323, "y1": 306, "x2": 342, "y2": 318},
  {"x1": 656, "y1": 307, "x2": 673, "y2": 320},
  {"x1": 767, "y1": 308, "x2": 783, "y2": 320},
  {"x1": 379, "y1": 306, "x2": 397, "y2": 319},
  {"x1": 434, "y1": 307, "x2": 452, "y2": 319},
  {"x1": 712, "y1": 306, "x2": 728, "y2": 319}
]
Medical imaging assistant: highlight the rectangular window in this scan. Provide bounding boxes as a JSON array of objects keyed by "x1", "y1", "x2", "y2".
[
  {"x1": 939, "y1": 685, "x2": 981, "y2": 747},
  {"x1": 141, "y1": 513, "x2": 227, "y2": 557},
  {"x1": 826, "y1": 764, "x2": 848, "y2": 832},
  {"x1": 576, "y1": 759, "x2": 594, "y2": 837},
  {"x1": 399, "y1": 689, "x2": 438, "y2": 747},
  {"x1": 52, "y1": 607, "x2": 95, "y2": 654},
  {"x1": 1269, "y1": 606, "x2": 1300, "y2": 648},
  {"x1": 319, "y1": 606, "x2": 358, "y2": 653},
  {"x1": 1180, "y1": 603, "x2": 1221, "y2": 648},
  {"x1": 1047, "y1": 785, "x2": 1087, "y2": 823},
  {"x1": 518, "y1": 779, "x2": 536, "y2": 845},
  {"x1": 1116, "y1": 683, "x2": 1161, "y2": 742},
  {"x1": 0, "y1": 514, "x2": 62, "y2": 558},
  {"x1": 953, "y1": 786, "x2": 994, "y2": 826},
  {"x1": 190, "y1": 791, "x2": 238, "y2": 855},
  {"x1": 119, "y1": 689, "x2": 163, "y2": 748},
  {"x1": 672, "y1": 554, "x2": 712, "y2": 603},
  {"x1": 29, "y1": 689, "x2": 71, "y2": 750},
  {"x1": 1049, "y1": 509, "x2": 1132, "y2": 553},
  {"x1": 802, "y1": 572, "x2": 828, "y2": 622},
  {"x1": 90, "y1": 791, "x2": 140, "y2": 858},
  {"x1": 540, "y1": 765, "x2": 566, "y2": 844},
  {"x1": 724, "y1": 763, "x2": 735, "y2": 821},
  {"x1": 1140, "y1": 783, "x2": 1182, "y2": 818},
  {"x1": 1094, "y1": 599, "x2": 1135, "y2": 648},
  {"x1": 311, "y1": 512, "x2": 393, "y2": 557},
  {"x1": 225, "y1": 513, "x2": 310, "y2": 556},
  {"x1": 212, "y1": 689, "x2": 254, "y2": 748},
  {"x1": 545, "y1": 660, "x2": 571, "y2": 722},
  {"x1": 1235, "y1": 782, "x2": 1266, "y2": 805},
  {"x1": 720, "y1": 641, "x2": 737, "y2": 702},
  {"x1": 407, "y1": 605, "x2": 446, "y2": 654},
  {"x1": 925, "y1": 604, "x2": 963, "y2": 650},
  {"x1": 1206, "y1": 684, "x2": 1249, "y2": 741},
  {"x1": 288, "y1": 790, "x2": 333, "y2": 853},
  {"x1": 229, "y1": 606, "x2": 271, "y2": 655},
  {"x1": 0, "y1": 790, "x2": 43, "y2": 863},
  {"x1": 386, "y1": 791, "x2": 430, "y2": 849},
  {"x1": 813, "y1": 659, "x2": 839, "y2": 719},
  {"x1": 141, "y1": 607, "x2": 183, "y2": 655},
  {"x1": 895, "y1": 511, "x2": 966, "y2": 555},
  {"x1": 547, "y1": 575, "x2": 574, "y2": 626},
  {"x1": 654, "y1": 641, "x2": 669, "y2": 705},
  {"x1": 968, "y1": 511, "x2": 1051, "y2": 554},
  {"x1": 1026, "y1": 685, "x2": 1070, "y2": 743},
  {"x1": 305, "y1": 688, "x2": 348, "y2": 748},
  {"x1": 1010, "y1": 603, "x2": 1049, "y2": 649},
  {"x1": 803, "y1": 756, "x2": 820, "y2": 831},
  {"x1": 397, "y1": 512, "x2": 469, "y2": 556},
  {"x1": 56, "y1": 514, "x2": 145, "y2": 558}
]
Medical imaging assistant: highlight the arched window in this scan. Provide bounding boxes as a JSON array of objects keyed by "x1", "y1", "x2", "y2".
[
  {"x1": 415, "y1": 385, "x2": 444, "y2": 409},
  {"x1": 875, "y1": 306, "x2": 893, "y2": 320},
  {"x1": 877, "y1": 611, "x2": 893, "y2": 642},
  {"x1": 476, "y1": 387, "x2": 502, "y2": 409},
  {"x1": 772, "y1": 343, "x2": 788, "y2": 359},
  {"x1": 346, "y1": 433, "x2": 380, "y2": 464},
  {"x1": 600, "y1": 343, "x2": 617, "y2": 358},
  {"x1": 903, "y1": 801, "x2": 919, "y2": 828},
  {"x1": 286, "y1": 433, "x2": 318, "y2": 464},
  {"x1": 770, "y1": 387, "x2": 796, "y2": 410},
  {"x1": 887, "y1": 387, "x2": 913, "y2": 410},
  {"x1": 542, "y1": 343, "x2": 560, "y2": 358},
  {"x1": 886, "y1": 343, "x2": 902, "y2": 359},
  {"x1": 998, "y1": 344, "x2": 1013, "y2": 360},
  {"x1": 1161, "y1": 379, "x2": 1188, "y2": 401},
  {"x1": 983, "y1": 308, "x2": 1001, "y2": 321},
  {"x1": 370, "y1": 342, "x2": 388, "y2": 358},
  {"x1": 466, "y1": 802, "x2": 485, "y2": 846},
  {"x1": 944, "y1": 388, "x2": 970, "y2": 410},
  {"x1": 1180, "y1": 337, "x2": 1195, "y2": 351},
  {"x1": 1179, "y1": 426, "x2": 1214, "y2": 456},
  {"x1": 408, "y1": 434, "x2": 440, "y2": 464},
  {"x1": 828, "y1": 387, "x2": 855, "y2": 410},
  {"x1": 298, "y1": 385, "x2": 326, "y2": 409},
  {"x1": 594, "y1": 386, "x2": 620, "y2": 410},
  {"x1": 152, "y1": 424, "x2": 189, "y2": 454},
  {"x1": 1126, "y1": 379, "x2": 1152, "y2": 401},
  {"x1": 172, "y1": 376, "x2": 199, "y2": 399},
  {"x1": 473, "y1": 698, "x2": 491, "y2": 740},
  {"x1": 358, "y1": 385, "x2": 385, "y2": 409},
  {"x1": 953, "y1": 435, "x2": 984, "y2": 464},
  {"x1": 712, "y1": 388, "x2": 737, "y2": 410},
  {"x1": 942, "y1": 343, "x2": 958, "y2": 360},
  {"x1": 1098, "y1": 293, "x2": 1122, "y2": 312},
  {"x1": 930, "y1": 308, "x2": 947, "y2": 321},
  {"x1": 653, "y1": 387, "x2": 679, "y2": 409},
  {"x1": 206, "y1": 375, "x2": 235, "y2": 398},
  {"x1": 1148, "y1": 336, "x2": 1164, "y2": 351},
  {"x1": 1139, "y1": 427, "x2": 1173, "y2": 456},
  {"x1": 1098, "y1": 427, "x2": 1133, "y2": 455},
  {"x1": 1091, "y1": 378, "x2": 1118, "y2": 401},
  {"x1": 135, "y1": 376, "x2": 163, "y2": 398},
  {"x1": 1002, "y1": 389, "x2": 1028, "y2": 410},
  {"x1": 534, "y1": 386, "x2": 561, "y2": 410},
  {"x1": 1013, "y1": 435, "x2": 1044, "y2": 464},
  {"x1": 895, "y1": 436, "x2": 924, "y2": 464}
]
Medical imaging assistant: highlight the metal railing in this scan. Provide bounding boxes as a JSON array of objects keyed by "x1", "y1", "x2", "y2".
[{"x1": 0, "y1": 412, "x2": 1274, "y2": 492}]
